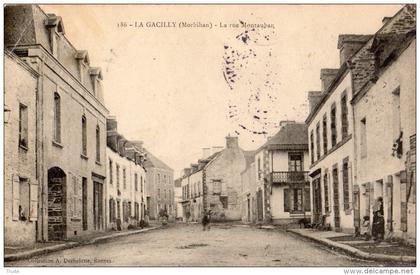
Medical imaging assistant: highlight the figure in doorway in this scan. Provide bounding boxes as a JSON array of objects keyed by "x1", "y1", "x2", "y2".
[{"x1": 371, "y1": 197, "x2": 385, "y2": 242}]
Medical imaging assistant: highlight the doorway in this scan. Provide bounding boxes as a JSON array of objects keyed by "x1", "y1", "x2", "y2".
[
  {"x1": 48, "y1": 167, "x2": 66, "y2": 241},
  {"x1": 93, "y1": 181, "x2": 103, "y2": 230},
  {"x1": 332, "y1": 167, "x2": 340, "y2": 230},
  {"x1": 82, "y1": 177, "x2": 87, "y2": 230},
  {"x1": 312, "y1": 177, "x2": 322, "y2": 224}
]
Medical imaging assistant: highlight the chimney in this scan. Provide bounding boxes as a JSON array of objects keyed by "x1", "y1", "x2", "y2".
[
  {"x1": 308, "y1": 91, "x2": 323, "y2": 114},
  {"x1": 106, "y1": 116, "x2": 118, "y2": 131},
  {"x1": 382, "y1": 17, "x2": 392, "y2": 25},
  {"x1": 320, "y1": 68, "x2": 339, "y2": 93},
  {"x1": 226, "y1": 135, "x2": 239, "y2": 149},
  {"x1": 337, "y1": 34, "x2": 372, "y2": 66},
  {"x1": 202, "y1": 148, "x2": 211, "y2": 159},
  {"x1": 183, "y1": 168, "x2": 191, "y2": 177},
  {"x1": 211, "y1": 146, "x2": 224, "y2": 155},
  {"x1": 279, "y1": 120, "x2": 296, "y2": 128}
]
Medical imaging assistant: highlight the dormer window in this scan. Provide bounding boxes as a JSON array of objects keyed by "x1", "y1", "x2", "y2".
[
  {"x1": 75, "y1": 50, "x2": 90, "y2": 84},
  {"x1": 45, "y1": 14, "x2": 65, "y2": 58},
  {"x1": 89, "y1": 67, "x2": 103, "y2": 97}
]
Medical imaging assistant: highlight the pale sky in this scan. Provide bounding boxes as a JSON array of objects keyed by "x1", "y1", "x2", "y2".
[{"x1": 41, "y1": 4, "x2": 402, "y2": 177}]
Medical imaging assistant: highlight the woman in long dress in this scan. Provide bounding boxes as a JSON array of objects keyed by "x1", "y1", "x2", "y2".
[{"x1": 371, "y1": 197, "x2": 385, "y2": 241}]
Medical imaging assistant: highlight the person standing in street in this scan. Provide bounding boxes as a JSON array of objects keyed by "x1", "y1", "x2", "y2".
[{"x1": 371, "y1": 197, "x2": 385, "y2": 242}]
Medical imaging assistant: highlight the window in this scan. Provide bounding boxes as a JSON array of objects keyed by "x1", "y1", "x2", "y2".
[
  {"x1": 81, "y1": 115, "x2": 87, "y2": 155},
  {"x1": 157, "y1": 174, "x2": 160, "y2": 184},
  {"x1": 164, "y1": 175, "x2": 166, "y2": 184},
  {"x1": 342, "y1": 160, "x2": 350, "y2": 211},
  {"x1": 323, "y1": 172, "x2": 329, "y2": 213},
  {"x1": 109, "y1": 199, "x2": 115, "y2": 222},
  {"x1": 72, "y1": 176, "x2": 78, "y2": 218},
  {"x1": 158, "y1": 188, "x2": 160, "y2": 198},
  {"x1": 53, "y1": 92, "x2": 61, "y2": 143},
  {"x1": 117, "y1": 200, "x2": 121, "y2": 219},
  {"x1": 310, "y1": 130, "x2": 314, "y2": 164},
  {"x1": 140, "y1": 176, "x2": 143, "y2": 192},
  {"x1": 360, "y1": 118, "x2": 367, "y2": 159},
  {"x1": 116, "y1": 164, "x2": 120, "y2": 189},
  {"x1": 288, "y1": 153, "x2": 303, "y2": 171},
  {"x1": 109, "y1": 159, "x2": 113, "y2": 185},
  {"x1": 257, "y1": 158, "x2": 261, "y2": 180},
  {"x1": 331, "y1": 104, "x2": 337, "y2": 146},
  {"x1": 18, "y1": 178, "x2": 30, "y2": 221},
  {"x1": 284, "y1": 188, "x2": 309, "y2": 213},
  {"x1": 123, "y1": 168, "x2": 126, "y2": 189},
  {"x1": 316, "y1": 122, "x2": 321, "y2": 160},
  {"x1": 341, "y1": 92, "x2": 349, "y2": 138},
  {"x1": 164, "y1": 189, "x2": 167, "y2": 199},
  {"x1": 96, "y1": 125, "x2": 100, "y2": 162},
  {"x1": 213, "y1": 180, "x2": 222, "y2": 195},
  {"x1": 19, "y1": 104, "x2": 28, "y2": 149},
  {"x1": 220, "y1": 196, "x2": 228, "y2": 209},
  {"x1": 134, "y1": 173, "x2": 138, "y2": 191},
  {"x1": 322, "y1": 114, "x2": 328, "y2": 155}
]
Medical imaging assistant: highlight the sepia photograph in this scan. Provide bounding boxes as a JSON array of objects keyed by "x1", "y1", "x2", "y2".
[{"x1": 2, "y1": 1, "x2": 417, "y2": 271}]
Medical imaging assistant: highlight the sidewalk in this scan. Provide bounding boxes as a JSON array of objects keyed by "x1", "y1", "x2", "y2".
[
  {"x1": 4, "y1": 226, "x2": 160, "y2": 262},
  {"x1": 287, "y1": 228, "x2": 416, "y2": 264}
]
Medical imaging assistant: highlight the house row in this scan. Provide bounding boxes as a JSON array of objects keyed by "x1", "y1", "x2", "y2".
[
  {"x1": 4, "y1": 4, "x2": 174, "y2": 247},
  {"x1": 175, "y1": 136, "x2": 253, "y2": 222},
  {"x1": 239, "y1": 4, "x2": 416, "y2": 244}
]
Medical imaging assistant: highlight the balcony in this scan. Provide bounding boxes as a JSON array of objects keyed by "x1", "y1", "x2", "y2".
[{"x1": 271, "y1": 171, "x2": 309, "y2": 185}]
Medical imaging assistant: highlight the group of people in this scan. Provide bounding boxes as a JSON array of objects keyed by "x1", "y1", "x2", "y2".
[
  {"x1": 184, "y1": 209, "x2": 212, "y2": 231},
  {"x1": 360, "y1": 197, "x2": 385, "y2": 242}
]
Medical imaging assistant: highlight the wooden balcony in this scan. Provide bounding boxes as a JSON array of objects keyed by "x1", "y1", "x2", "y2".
[{"x1": 271, "y1": 171, "x2": 309, "y2": 185}]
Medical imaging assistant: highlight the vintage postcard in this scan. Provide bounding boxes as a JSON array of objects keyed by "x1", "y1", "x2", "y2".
[{"x1": 3, "y1": 2, "x2": 417, "y2": 270}]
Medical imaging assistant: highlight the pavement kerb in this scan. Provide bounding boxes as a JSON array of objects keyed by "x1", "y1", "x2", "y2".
[
  {"x1": 4, "y1": 226, "x2": 161, "y2": 262},
  {"x1": 286, "y1": 229, "x2": 416, "y2": 264}
]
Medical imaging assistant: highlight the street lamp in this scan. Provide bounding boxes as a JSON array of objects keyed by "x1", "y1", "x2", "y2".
[{"x1": 4, "y1": 105, "x2": 11, "y2": 124}]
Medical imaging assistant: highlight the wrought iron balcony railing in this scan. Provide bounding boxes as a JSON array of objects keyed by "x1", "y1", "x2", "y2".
[{"x1": 271, "y1": 171, "x2": 309, "y2": 184}]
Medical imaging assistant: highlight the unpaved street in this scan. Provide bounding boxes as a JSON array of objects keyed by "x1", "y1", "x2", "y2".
[{"x1": 8, "y1": 223, "x2": 383, "y2": 267}]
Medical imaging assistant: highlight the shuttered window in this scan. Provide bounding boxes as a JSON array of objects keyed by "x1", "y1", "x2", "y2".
[
  {"x1": 322, "y1": 114, "x2": 328, "y2": 155},
  {"x1": 331, "y1": 104, "x2": 337, "y2": 146},
  {"x1": 19, "y1": 104, "x2": 28, "y2": 149},
  {"x1": 341, "y1": 92, "x2": 348, "y2": 139}
]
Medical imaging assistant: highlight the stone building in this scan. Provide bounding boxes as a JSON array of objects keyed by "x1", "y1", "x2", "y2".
[
  {"x1": 143, "y1": 149, "x2": 174, "y2": 220},
  {"x1": 306, "y1": 4, "x2": 416, "y2": 235},
  {"x1": 350, "y1": 5, "x2": 416, "y2": 243},
  {"x1": 4, "y1": 51, "x2": 39, "y2": 246},
  {"x1": 252, "y1": 122, "x2": 310, "y2": 225},
  {"x1": 105, "y1": 117, "x2": 147, "y2": 230},
  {"x1": 174, "y1": 178, "x2": 183, "y2": 221},
  {"x1": 240, "y1": 153, "x2": 257, "y2": 223},
  {"x1": 5, "y1": 5, "x2": 109, "y2": 241}
]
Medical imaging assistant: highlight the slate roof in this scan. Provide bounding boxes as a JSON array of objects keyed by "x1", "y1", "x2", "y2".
[
  {"x1": 143, "y1": 148, "x2": 173, "y2": 171},
  {"x1": 256, "y1": 123, "x2": 308, "y2": 153}
]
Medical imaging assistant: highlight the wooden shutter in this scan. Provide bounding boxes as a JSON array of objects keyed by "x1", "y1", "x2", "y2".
[
  {"x1": 304, "y1": 188, "x2": 311, "y2": 211},
  {"x1": 29, "y1": 180, "x2": 38, "y2": 221},
  {"x1": 12, "y1": 175, "x2": 20, "y2": 221},
  {"x1": 284, "y1": 189, "x2": 290, "y2": 212}
]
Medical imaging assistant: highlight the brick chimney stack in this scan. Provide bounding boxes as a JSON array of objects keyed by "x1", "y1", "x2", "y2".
[
  {"x1": 226, "y1": 135, "x2": 239, "y2": 149},
  {"x1": 337, "y1": 34, "x2": 372, "y2": 66}
]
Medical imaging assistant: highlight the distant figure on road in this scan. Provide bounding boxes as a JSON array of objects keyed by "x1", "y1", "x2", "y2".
[
  {"x1": 185, "y1": 210, "x2": 191, "y2": 224},
  {"x1": 202, "y1": 210, "x2": 211, "y2": 231}
]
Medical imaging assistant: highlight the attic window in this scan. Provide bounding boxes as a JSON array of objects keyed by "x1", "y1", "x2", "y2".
[
  {"x1": 75, "y1": 51, "x2": 90, "y2": 83},
  {"x1": 45, "y1": 15, "x2": 65, "y2": 58}
]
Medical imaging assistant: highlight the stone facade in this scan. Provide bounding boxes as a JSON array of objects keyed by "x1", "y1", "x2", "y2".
[
  {"x1": 4, "y1": 51, "x2": 39, "y2": 246},
  {"x1": 143, "y1": 149, "x2": 174, "y2": 220},
  {"x1": 5, "y1": 5, "x2": 109, "y2": 241}
]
